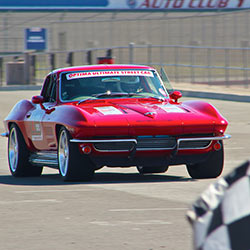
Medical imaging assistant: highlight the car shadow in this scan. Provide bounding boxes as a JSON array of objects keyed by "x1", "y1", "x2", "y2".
[{"x1": 0, "y1": 172, "x2": 194, "y2": 186}]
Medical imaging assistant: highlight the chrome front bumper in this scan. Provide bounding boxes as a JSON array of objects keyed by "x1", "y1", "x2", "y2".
[{"x1": 70, "y1": 134, "x2": 231, "y2": 152}]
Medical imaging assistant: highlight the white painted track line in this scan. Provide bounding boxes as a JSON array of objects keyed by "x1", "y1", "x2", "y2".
[{"x1": 109, "y1": 208, "x2": 187, "y2": 212}]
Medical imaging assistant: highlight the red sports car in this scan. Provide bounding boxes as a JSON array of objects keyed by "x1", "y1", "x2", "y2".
[{"x1": 2, "y1": 64, "x2": 230, "y2": 181}]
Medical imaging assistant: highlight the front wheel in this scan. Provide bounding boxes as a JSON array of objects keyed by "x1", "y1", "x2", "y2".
[
  {"x1": 58, "y1": 127, "x2": 95, "y2": 181},
  {"x1": 186, "y1": 141, "x2": 224, "y2": 179},
  {"x1": 8, "y1": 124, "x2": 43, "y2": 177}
]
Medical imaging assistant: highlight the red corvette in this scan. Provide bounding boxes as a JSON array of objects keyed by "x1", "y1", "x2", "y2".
[{"x1": 2, "y1": 64, "x2": 230, "y2": 181}]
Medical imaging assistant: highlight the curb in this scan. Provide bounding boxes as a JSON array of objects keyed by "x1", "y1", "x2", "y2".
[{"x1": 0, "y1": 85, "x2": 249, "y2": 103}]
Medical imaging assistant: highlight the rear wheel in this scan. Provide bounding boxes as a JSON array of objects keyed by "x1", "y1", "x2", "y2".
[
  {"x1": 58, "y1": 127, "x2": 95, "y2": 181},
  {"x1": 137, "y1": 166, "x2": 169, "y2": 174},
  {"x1": 8, "y1": 124, "x2": 43, "y2": 177},
  {"x1": 186, "y1": 141, "x2": 224, "y2": 179}
]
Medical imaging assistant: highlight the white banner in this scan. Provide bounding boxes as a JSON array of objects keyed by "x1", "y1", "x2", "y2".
[{"x1": 0, "y1": 0, "x2": 249, "y2": 11}]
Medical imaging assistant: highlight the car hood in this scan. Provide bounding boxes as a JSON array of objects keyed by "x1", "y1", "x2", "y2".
[{"x1": 77, "y1": 99, "x2": 225, "y2": 137}]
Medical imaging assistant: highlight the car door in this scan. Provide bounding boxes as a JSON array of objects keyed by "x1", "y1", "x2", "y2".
[
  {"x1": 25, "y1": 74, "x2": 57, "y2": 151},
  {"x1": 24, "y1": 75, "x2": 52, "y2": 150},
  {"x1": 39, "y1": 73, "x2": 58, "y2": 151}
]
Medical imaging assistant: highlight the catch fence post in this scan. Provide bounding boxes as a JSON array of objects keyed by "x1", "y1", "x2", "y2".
[
  {"x1": 207, "y1": 48, "x2": 212, "y2": 84},
  {"x1": 30, "y1": 54, "x2": 36, "y2": 84},
  {"x1": 0, "y1": 57, "x2": 3, "y2": 86},
  {"x1": 129, "y1": 43, "x2": 134, "y2": 64},
  {"x1": 87, "y1": 51, "x2": 92, "y2": 65},
  {"x1": 67, "y1": 52, "x2": 74, "y2": 66},
  {"x1": 174, "y1": 46, "x2": 179, "y2": 83},
  {"x1": 225, "y1": 48, "x2": 229, "y2": 86},
  {"x1": 147, "y1": 43, "x2": 152, "y2": 66},
  {"x1": 241, "y1": 41, "x2": 249, "y2": 88},
  {"x1": 24, "y1": 52, "x2": 31, "y2": 85},
  {"x1": 50, "y1": 53, "x2": 55, "y2": 70}
]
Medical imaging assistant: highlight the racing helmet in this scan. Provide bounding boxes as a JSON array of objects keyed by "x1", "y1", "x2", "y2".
[{"x1": 120, "y1": 76, "x2": 140, "y2": 93}]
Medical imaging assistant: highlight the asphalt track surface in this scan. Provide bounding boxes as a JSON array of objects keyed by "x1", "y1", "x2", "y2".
[{"x1": 0, "y1": 90, "x2": 249, "y2": 250}]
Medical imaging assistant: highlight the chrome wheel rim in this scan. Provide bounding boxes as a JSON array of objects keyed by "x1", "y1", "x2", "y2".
[
  {"x1": 58, "y1": 130, "x2": 69, "y2": 177},
  {"x1": 8, "y1": 127, "x2": 18, "y2": 172}
]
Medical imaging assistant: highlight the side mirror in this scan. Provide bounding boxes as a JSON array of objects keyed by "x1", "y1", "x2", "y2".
[
  {"x1": 32, "y1": 95, "x2": 44, "y2": 104},
  {"x1": 170, "y1": 91, "x2": 182, "y2": 103}
]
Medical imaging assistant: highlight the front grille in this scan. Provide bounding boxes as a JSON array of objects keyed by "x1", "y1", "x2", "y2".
[
  {"x1": 92, "y1": 136, "x2": 212, "y2": 152},
  {"x1": 179, "y1": 140, "x2": 211, "y2": 149},
  {"x1": 137, "y1": 136, "x2": 176, "y2": 150},
  {"x1": 93, "y1": 141, "x2": 135, "y2": 151}
]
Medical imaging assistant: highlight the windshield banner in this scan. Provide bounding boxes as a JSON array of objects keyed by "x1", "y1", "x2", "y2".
[
  {"x1": 66, "y1": 70, "x2": 154, "y2": 80},
  {"x1": 0, "y1": 0, "x2": 248, "y2": 11}
]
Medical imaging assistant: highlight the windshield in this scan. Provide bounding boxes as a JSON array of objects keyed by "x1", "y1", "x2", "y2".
[{"x1": 60, "y1": 69, "x2": 168, "y2": 102}]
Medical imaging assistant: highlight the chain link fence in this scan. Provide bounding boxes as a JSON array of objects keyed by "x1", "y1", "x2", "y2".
[
  {"x1": 0, "y1": 10, "x2": 250, "y2": 52},
  {"x1": 0, "y1": 10, "x2": 250, "y2": 90},
  {"x1": 0, "y1": 44, "x2": 249, "y2": 89}
]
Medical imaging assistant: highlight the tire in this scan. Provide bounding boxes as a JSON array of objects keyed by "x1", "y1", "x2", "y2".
[
  {"x1": 137, "y1": 166, "x2": 169, "y2": 174},
  {"x1": 186, "y1": 141, "x2": 224, "y2": 179},
  {"x1": 8, "y1": 124, "x2": 43, "y2": 177},
  {"x1": 58, "y1": 127, "x2": 95, "y2": 181}
]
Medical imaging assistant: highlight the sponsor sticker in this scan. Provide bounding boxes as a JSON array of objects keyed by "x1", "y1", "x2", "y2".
[
  {"x1": 31, "y1": 122, "x2": 43, "y2": 141},
  {"x1": 158, "y1": 105, "x2": 186, "y2": 113},
  {"x1": 66, "y1": 70, "x2": 154, "y2": 80},
  {"x1": 94, "y1": 106, "x2": 123, "y2": 115}
]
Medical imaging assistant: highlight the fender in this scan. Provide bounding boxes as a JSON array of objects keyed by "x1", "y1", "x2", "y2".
[
  {"x1": 4, "y1": 100, "x2": 35, "y2": 123},
  {"x1": 3, "y1": 100, "x2": 36, "y2": 149},
  {"x1": 183, "y1": 100, "x2": 225, "y2": 119},
  {"x1": 44, "y1": 104, "x2": 95, "y2": 139},
  {"x1": 182, "y1": 100, "x2": 228, "y2": 134}
]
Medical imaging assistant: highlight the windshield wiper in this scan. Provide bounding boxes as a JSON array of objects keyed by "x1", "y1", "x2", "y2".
[
  {"x1": 77, "y1": 97, "x2": 97, "y2": 105},
  {"x1": 147, "y1": 96, "x2": 166, "y2": 101},
  {"x1": 128, "y1": 93, "x2": 166, "y2": 101},
  {"x1": 90, "y1": 92, "x2": 166, "y2": 101},
  {"x1": 77, "y1": 92, "x2": 125, "y2": 104},
  {"x1": 92, "y1": 92, "x2": 130, "y2": 98}
]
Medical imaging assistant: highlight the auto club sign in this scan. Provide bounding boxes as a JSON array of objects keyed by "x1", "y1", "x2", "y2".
[
  {"x1": 0, "y1": 0, "x2": 248, "y2": 11},
  {"x1": 136, "y1": 0, "x2": 247, "y2": 9}
]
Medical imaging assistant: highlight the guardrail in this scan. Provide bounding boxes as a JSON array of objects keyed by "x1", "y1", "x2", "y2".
[{"x1": 0, "y1": 44, "x2": 250, "y2": 88}]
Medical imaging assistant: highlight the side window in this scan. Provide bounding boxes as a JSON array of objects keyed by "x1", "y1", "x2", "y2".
[
  {"x1": 41, "y1": 74, "x2": 57, "y2": 102},
  {"x1": 41, "y1": 75, "x2": 51, "y2": 100},
  {"x1": 160, "y1": 68, "x2": 173, "y2": 94},
  {"x1": 50, "y1": 75, "x2": 57, "y2": 102}
]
